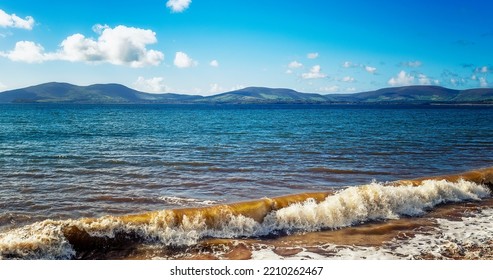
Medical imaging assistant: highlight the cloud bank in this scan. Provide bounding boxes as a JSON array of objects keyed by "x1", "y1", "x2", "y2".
[
  {"x1": 58, "y1": 25, "x2": 164, "y2": 67},
  {"x1": 2, "y1": 41, "x2": 46, "y2": 63},
  {"x1": 0, "y1": 25, "x2": 164, "y2": 67},
  {"x1": 388, "y1": 71, "x2": 435, "y2": 86},
  {"x1": 0, "y1": 9, "x2": 35, "y2": 30}
]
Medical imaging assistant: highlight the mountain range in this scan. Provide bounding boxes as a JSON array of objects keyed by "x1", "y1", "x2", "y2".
[{"x1": 1, "y1": 82, "x2": 492, "y2": 104}]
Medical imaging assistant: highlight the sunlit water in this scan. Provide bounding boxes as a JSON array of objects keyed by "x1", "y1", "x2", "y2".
[{"x1": 1, "y1": 104, "x2": 493, "y2": 230}]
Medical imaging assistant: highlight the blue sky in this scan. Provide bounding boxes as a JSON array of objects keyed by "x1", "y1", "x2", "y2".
[{"x1": 1, "y1": 0, "x2": 492, "y2": 95}]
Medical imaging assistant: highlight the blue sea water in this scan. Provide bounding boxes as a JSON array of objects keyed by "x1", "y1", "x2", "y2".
[{"x1": 1, "y1": 104, "x2": 493, "y2": 229}]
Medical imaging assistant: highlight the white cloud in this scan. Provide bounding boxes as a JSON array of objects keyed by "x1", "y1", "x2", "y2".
[
  {"x1": 174, "y1": 51, "x2": 197, "y2": 68},
  {"x1": 320, "y1": 86, "x2": 339, "y2": 93},
  {"x1": 307, "y1": 52, "x2": 319, "y2": 59},
  {"x1": 365, "y1": 66, "x2": 377, "y2": 74},
  {"x1": 301, "y1": 65, "x2": 327, "y2": 79},
  {"x1": 345, "y1": 87, "x2": 357, "y2": 92},
  {"x1": 231, "y1": 85, "x2": 245, "y2": 91},
  {"x1": 133, "y1": 76, "x2": 171, "y2": 93},
  {"x1": 92, "y1": 24, "x2": 110, "y2": 34},
  {"x1": 418, "y1": 74, "x2": 431, "y2": 85},
  {"x1": 0, "y1": 81, "x2": 6, "y2": 90},
  {"x1": 442, "y1": 70, "x2": 467, "y2": 87},
  {"x1": 288, "y1": 61, "x2": 303, "y2": 68},
  {"x1": 342, "y1": 61, "x2": 362, "y2": 68},
  {"x1": 209, "y1": 59, "x2": 219, "y2": 67},
  {"x1": 478, "y1": 66, "x2": 489, "y2": 73},
  {"x1": 59, "y1": 25, "x2": 164, "y2": 67},
  {"x1": 402, "y1": 61, "x2": 422, "y2": 67},
  {"x1": 0, "y1": 25, "x2": 164, "y2": 67},
  {"x1": 388, "y1": 70, "x2": 414, "y2": 86},
  {"x1": 285, "y1": 69, "x2": 293, "y2": 74},
  {"x1": 209, "y1": 83, "x2": 224, "y2": 94},
  {"x1": 480, "y1": 77, "x2": 488, "y2": 88},
  {"x1": 473, "y1": 66, "x2": 490, "y2": 73},
  {"x1": 341, "y1": 76, "x2": 355, "y2": 82},
  {"x1": 58, "y1": 34, "x2": 104, "y2": 62},
  {"x1": 0, "y1": 41, "x2": 45, "y2": 63},
  {"x1": 342, "y1": 61, "x2": 353, "y2": 68},
  {"x1": 0, "y1": 9, "x2": 35, "y2": 30},
  {"x1": 166, "y1": 0, "x2": 192, "y2": 13}
]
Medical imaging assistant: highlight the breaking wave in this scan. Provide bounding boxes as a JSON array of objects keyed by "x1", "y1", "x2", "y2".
[{"x1": 1, "y1": 170, "x2": 491, "y2": 259}]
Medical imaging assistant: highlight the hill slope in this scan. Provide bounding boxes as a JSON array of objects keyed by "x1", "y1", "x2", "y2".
[
  {"x1": 0, "y1": 83, "x2": 492, "y2": 104},
  {"x1": 347, "y1": 86, "x2": 493, "y2": 103},
  {"x1": 0, "y1": 82, "x2": 199, "y2": 104},
  {"x1": 202, "y1": 87, "x2": 328, "y2": 104}
]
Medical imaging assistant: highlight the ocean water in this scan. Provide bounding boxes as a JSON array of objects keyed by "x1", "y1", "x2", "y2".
[{"x1": 1, "y1": 104, "x2": 493, "y2": 259}]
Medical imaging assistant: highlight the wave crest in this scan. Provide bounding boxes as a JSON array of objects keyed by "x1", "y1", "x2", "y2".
[{"x1": 0, "y1": 174, "x2": 491, "y2": 259}]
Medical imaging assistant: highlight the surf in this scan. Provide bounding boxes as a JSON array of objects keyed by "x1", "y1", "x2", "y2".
[{"x1": 1, "y1": 167, "x2": 492, "y2": 260}]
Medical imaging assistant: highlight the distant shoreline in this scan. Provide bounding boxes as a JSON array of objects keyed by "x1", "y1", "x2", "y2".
[
  {"x1": 2, "y1": 102, "x2": 493, "y2": 107},
  {"x1": 1, "y1": 83, "x2": 492, "y2": 105}
]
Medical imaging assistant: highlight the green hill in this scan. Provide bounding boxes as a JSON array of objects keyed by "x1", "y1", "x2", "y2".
[
  {"x1": 0, "y1": 83, "x2": 492, "y2": 104},
  {"x1": 0, "y1": 82, "x2": 199, "y2": 104},
  {"x1": 347, "y1": 86, "x2": 493, "y2": 103},
  {"x1": 202, "y1": 87, "x2": 328, "y2": 104}
]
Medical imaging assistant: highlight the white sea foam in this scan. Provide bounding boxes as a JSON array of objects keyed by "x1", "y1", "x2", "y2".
[
  {"x1": 0, "y1": 220, "x2": 75, "y2": 260},
  {"x1": 260, "y1": 179, "x2": 489, "y2": 234},
  {"x1": 251, "y1": 208, "x2": 493, "y2": 260},
  {"x1": 158, "y1": 196, "x2": 219, "y2": 206},
  {"x1": 251, "y1": 248, "x2": 328, "y2": 260},
  {"x1": 0, "y1": 179, "x2": 490, "y2": 259}
]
